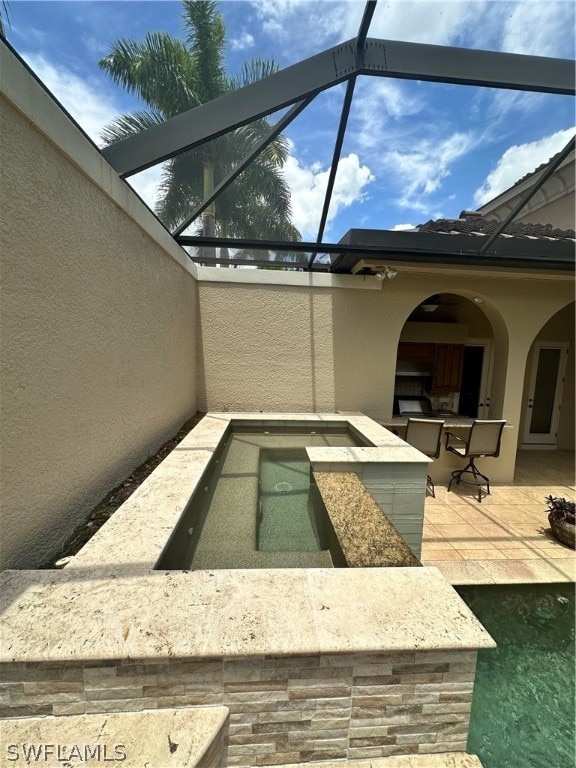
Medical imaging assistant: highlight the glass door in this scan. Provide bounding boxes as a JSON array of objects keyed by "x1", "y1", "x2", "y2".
[{"x1": 522, "y1": 342, "x2": 569, "y2": 447}]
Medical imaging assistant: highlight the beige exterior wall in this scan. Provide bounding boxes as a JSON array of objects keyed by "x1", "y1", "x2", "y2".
[
  {"x1": 515, "y1": 190, "x2": 575, "y2": 230},
  {"x1": 197, "y1": 268, "x2": 574, "y2": 481},
  {"x1": 0, "y1": 47, "x2": 198, "y2": 568}
]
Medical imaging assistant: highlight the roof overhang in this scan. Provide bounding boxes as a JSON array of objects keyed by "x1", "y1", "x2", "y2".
[
  {"x1": 333, "y1": 228, "x2": 576, "y2": 274},
  {"x1": 177, "y1": 228, "x2": 575, "y2": 276}
]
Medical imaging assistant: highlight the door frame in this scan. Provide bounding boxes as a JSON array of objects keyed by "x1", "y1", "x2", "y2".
[
  {"x1": 521, "y1": 341, "x2": 569, "y2": 449},
  {"x1": 464, "y1": 338, "x2": 494, "y2": 419}
]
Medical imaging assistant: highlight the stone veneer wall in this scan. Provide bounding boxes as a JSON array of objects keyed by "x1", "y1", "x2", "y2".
[{"x1": 0, "y1": 650, "x2": 476, "y2": 766}]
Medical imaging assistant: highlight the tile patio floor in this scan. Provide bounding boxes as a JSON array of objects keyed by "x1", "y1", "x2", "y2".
[{"x1": 421, "y1": 450, "x2": 575, "y2": 585}]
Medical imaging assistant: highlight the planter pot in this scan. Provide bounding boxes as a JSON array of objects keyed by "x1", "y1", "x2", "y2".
[{"x1": 548, "y1": 513, "x2": 576, "y2": 549}]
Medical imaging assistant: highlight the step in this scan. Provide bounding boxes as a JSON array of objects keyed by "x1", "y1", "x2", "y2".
[{"x1": 0, "y1": 706, "x2": 229, "y2": 768}]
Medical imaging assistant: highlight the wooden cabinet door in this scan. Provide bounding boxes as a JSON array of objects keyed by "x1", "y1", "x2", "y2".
[
  {"x1": 432, "y1": 344, "x2": 465, "y2": 392},
  {"x1": 397, "y1": 342, "x2": 435, "y2": 362}
]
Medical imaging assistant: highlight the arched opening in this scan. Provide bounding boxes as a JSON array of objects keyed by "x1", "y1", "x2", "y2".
[
  {"x1": 394, "y1": 291, "x2": 507, "y2": 418},
  {"x1": 519, "y1": 301, "x2": 575, "y2": 450}
]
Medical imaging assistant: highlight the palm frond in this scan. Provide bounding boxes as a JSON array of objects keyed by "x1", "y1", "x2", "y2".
[
  {"x1": 181, "y1": 0, "x2": 226, "y2": 102},
  {"x1": 99, "y1": 33, "x2": 199, "y2": 116},
  {"x1": 100, "y1": 110, "x2": 165, "y2": 146},
  {"x1": 99, "y1": 0, "x2": 300, "y2": 243},
  {"x1": 155, "y1": 151, "x2": 205, "y2": 229},
  {"x1": 228, "y1": 58, "x2": 279, "y2": 91}
]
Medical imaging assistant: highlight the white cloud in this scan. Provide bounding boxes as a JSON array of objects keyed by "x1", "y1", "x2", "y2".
[
  {"x1": 282, "y1": 142, "x2": 375, "y2": 239},
  {"x1": 231, "y1": 31, "x2": 255, "y2": 52},
  {"x1": 474, "y1": 127, "x2": 575, "y2": 206},
  {"x1": 253, "y1": 0, "x2": 353, "y2": 56},
  {"x1": 383, "y1": 131, "x2": 476, "y2": 213},
  {"x1": 352, "y1": 79, "x2": 423, "y2": 151},
  {"x1": 367, "y1": 0, "x2": 478, "y2": 47},
  {"x1": 391, "y1": 223, "x2": 417, "y2": 231},
  {"x1": 252, "y1": 0, "x2": 574, "y2": 68},
  {"x1": 20, "y1": 52, "x2": 120, "y2": 146},
  {"x1": 499, "y1": 1, "x2": 575, "y2": 57}
]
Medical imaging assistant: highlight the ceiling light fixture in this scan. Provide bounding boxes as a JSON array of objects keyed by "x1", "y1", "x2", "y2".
[{"x1": 419, "y1": 294, "x2": 441, "y2": 312}]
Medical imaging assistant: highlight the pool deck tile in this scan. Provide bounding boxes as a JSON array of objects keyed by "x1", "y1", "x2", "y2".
[{"x1": 421, "y1": 451, "x2": 575, "y2": 585}]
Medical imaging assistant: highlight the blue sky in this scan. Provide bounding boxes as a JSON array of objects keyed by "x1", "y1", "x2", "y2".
[{"x1": 5, "y1": 0, "x2": 575, "y2": 241}]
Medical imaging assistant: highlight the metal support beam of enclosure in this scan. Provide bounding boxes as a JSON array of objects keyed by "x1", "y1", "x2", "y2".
[
  {"x1": 173, "y1": 97, "x2": 314, "y2": 237},
  {"x1": 310, "y1": 0, "x2": 377, "y2": 266},
  {"x1": 103, "y1": 40, "x2": 575, "y2": 177},
  {"x1": 177, "y1": 233, "x2": 576, "y2": 273}
]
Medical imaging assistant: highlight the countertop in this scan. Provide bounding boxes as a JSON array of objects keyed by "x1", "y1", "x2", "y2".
[
  {"x1": 313, "y1": 471, "x2": 421, "y2": 568},
  {"x1": 380, "y1": 416, "x2": 475, "y2": 429},
  {"x1": 379, "y1": 417, "x2": 516, "y2": 432}
]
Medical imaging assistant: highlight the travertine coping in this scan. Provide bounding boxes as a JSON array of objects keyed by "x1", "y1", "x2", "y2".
[
  {"x1": 69, "y1": 412, "x2": 428, "y2": 571},
  {"x1": 274, "y1": 755, "x2": 484, "y2": 768},
  {"x1": 314, "y1": 472, "x2": 421, "y2": 568},
  {"x1": 0, "y1": 707, "x2": 229, "y2": 768},
  {"x1": 0, "y1": 567, "x2": 494, "y2": 664},
  {"x1": 307, "y1": 445, "x2": 429, "y2": 466}
]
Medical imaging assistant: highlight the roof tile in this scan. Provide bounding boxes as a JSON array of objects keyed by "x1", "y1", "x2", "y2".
[{"x1": 417, "y1": 213, "x2": 575, "y2": 241}]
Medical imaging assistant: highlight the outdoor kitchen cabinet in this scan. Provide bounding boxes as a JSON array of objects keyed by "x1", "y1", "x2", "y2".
[
  {"x1": 396, "y1": 341, "x2": 465, "y2": 393},
  {"x1": 431, "y1": 343, "x2": 465, "y2": 392},
  {"x1": 397, "y1": 342, "x2": 435, "y2": 362}
]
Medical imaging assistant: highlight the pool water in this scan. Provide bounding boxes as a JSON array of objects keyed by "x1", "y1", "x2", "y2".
[
  {"x1": 157, "y1": 428, "x2": 364, "y2": 570},
  {"x1": 458, "y1": 583, "x2": 575, "y2": 768},
  {"x1": 258, "y1": 448, "x2": 330, "y2": 552}
]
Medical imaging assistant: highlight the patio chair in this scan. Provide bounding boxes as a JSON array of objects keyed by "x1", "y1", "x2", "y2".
[
  {"x1": 405, "y1": 418, "x2": 445, "y2": 498},
  {"x1": 446, "y1": 420, "x2": 506, "y2": 502}
]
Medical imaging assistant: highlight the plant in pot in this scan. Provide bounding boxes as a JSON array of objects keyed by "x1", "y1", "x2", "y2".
[{"x1": 546, "y1": 496, "x2": 575, "y2": 549}]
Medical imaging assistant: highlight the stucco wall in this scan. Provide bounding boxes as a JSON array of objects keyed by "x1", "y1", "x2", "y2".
[
  {"x1": 515, "y1": 191, "x2": 575, "y2": 231},
  {"x1": 0, "y1": 47, "x2": 198, "y2": 568},
  {"x1": 197, "y1": 268, "x2": 574, "y2": 480}
]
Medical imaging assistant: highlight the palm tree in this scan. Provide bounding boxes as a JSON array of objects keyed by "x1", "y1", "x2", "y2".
[{"x1": 99, "y1": 0, "x2": 300, "y2": 262}]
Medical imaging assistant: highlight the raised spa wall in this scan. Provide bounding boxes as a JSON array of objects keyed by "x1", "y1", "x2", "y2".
[
  {"x1": 0, "y1": 567, "x2": 494, "y2": 765},
  {"x1": 0, "y1": 414, "x2": 494, "y2": 765},
  {"x1": 66, "y1": 412, "x2": 430, "y2": 572}
]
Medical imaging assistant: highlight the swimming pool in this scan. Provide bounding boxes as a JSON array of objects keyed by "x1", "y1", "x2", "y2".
[
  {"x1": 458, "y1": 583, "x2": 575, "y2": 768},
  {"x1": 157, "y1": 426, "x2": 367, "y2": 570}
]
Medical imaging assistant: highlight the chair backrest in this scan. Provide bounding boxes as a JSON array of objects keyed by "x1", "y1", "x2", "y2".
[
  {"x1": 467, "y1": 420, "x2": 506, "y2": 458},
  {"x1": 405, "y1": 418, "x2": 445, "y2": 459}
]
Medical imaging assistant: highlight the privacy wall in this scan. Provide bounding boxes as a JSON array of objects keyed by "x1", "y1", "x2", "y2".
[{"x1": 0, "y1": 46, "x2": 198, "y2": 568}]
